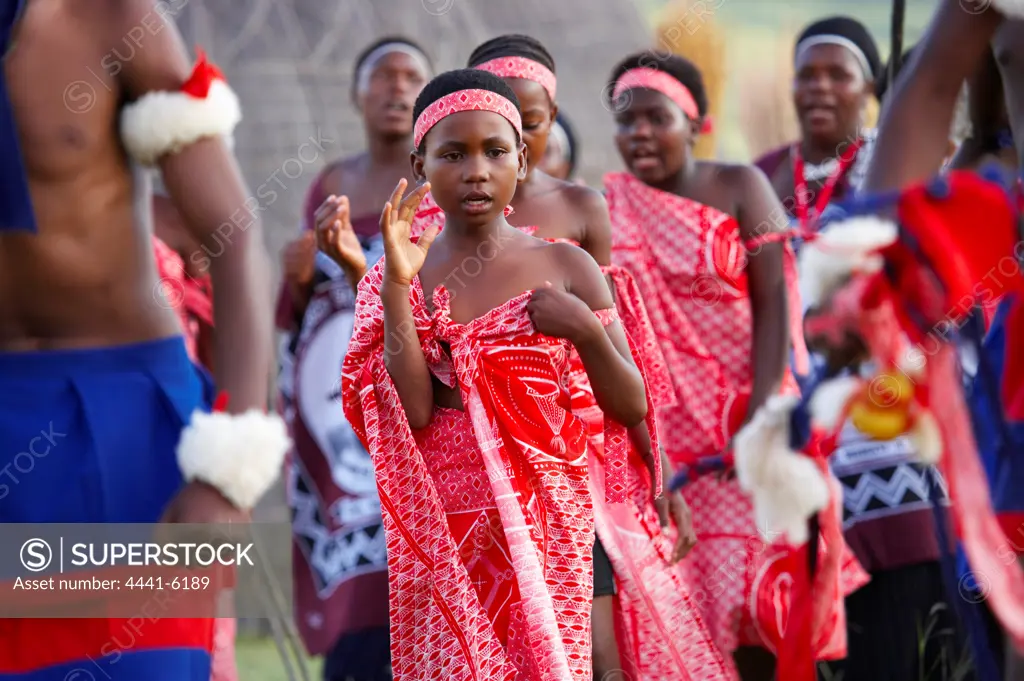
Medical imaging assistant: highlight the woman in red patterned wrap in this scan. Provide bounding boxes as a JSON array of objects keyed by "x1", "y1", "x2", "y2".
[
  {"x1": 340, "y1": 68, "x2": 664, "y2": 681},
  {"x1": 465, "y1": 34, "x2": 724, "y2": 681},
  {"x1": 602, "y1": 51, "x2": 868, "y2": 681}
]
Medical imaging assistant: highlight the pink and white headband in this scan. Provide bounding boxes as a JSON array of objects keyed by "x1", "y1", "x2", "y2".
[
  {"x1": 474, "y1": 56, "x2": 557, "y2": 101},
  {"x1": 413, "y1": 89, "x2": 523, "y2": 149},
  {"x1": 612, "y1": 67, "x2": 713, "y2": 134}
]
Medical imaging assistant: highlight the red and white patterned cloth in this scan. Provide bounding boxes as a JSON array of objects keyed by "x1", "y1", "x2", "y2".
[
  {"x1": 153, "y1": 236, "x2": 214, "y2": 364},
  {"x1": 343, "y1": 255, "x2": 641, "y2": 680},
  {"x1": 604, "y1": 171, "x2": 868, "y2": 663},
  {"x1": 605, "y1": 171, "x2": 802, "y2": 466},
  {"x1": 153, "y1": 236, "x2": 202, "y2": 360},
  {"x1": 512, "y1": 226, "x2": 729, "y2": 679},
  {"x1": 411, "y1": 191, "x2": 445, "y2": 236}
]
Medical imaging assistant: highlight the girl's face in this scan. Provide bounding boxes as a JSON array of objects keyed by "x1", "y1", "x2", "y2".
[
  {"x1": 613, "y1": 88, "x2": 695, "y2": 186},
  {"x1": 412, "y1": 110, "x2": 527, "y2": 225},
  {"x1": 792, "y1": 44, "x2": 871, "y2": 147},
  {"x1": 504, "y1": 78, "x2": 557, "y2": 177},
  {"x1": 355, "y1": 52, "x2": 430, "y2": 140}
]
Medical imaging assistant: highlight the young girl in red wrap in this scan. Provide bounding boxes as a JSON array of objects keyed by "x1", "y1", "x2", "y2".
[
  {"x1": 464, "y1": 34, "x2": 721, "y2": 681},
  {"x1": 602, "y1": 51, "x2": 868, "y2": 681},
  {"x1": 341, "y1": 68, "x2": 660, "y2": 681}
]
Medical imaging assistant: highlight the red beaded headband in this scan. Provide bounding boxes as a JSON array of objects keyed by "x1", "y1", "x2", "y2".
[
  {"x1": 475, "y1": 56, "x2": 557, "y2": 101},
  {"x1": 612, "y1": 67, "x2": 713, "y2": 134},
  {"x1": 413, "y1": 88, "x2": 523, "y2": 149}
]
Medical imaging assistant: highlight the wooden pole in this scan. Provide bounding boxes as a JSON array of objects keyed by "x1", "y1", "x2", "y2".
[{"x1": 890, "y1": 0, "x2": 907, "y2": 87}]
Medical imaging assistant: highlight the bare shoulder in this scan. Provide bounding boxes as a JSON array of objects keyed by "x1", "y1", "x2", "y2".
[
  {"x1": 704, "y1": 161, "x2": 770, "y2": 189},
  {"x1": 559, "y1": 181, "x2": 608, "y2": 216},
  {"x1": 703, "y1": 161, "x2": 774, "y2": 205},
  {"x1": 544, "y1": 240, "x2": 596, "y2": 281},
  {"x1": 100, "y1": 0, "x2": 194, "y2": 97},
  {"x1": 546, "y1": 241, "x2": 610, "y2": 307},
  {"x1": 557, "y1": 181, "x2": 611, "y2": 253}
]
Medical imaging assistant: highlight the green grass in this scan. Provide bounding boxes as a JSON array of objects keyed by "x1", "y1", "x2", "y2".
[{"x1": 235, "y1": 633, "x2": 323, "y2": 681}]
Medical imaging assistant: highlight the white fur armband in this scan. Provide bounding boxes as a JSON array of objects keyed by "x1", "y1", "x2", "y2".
[
  {"x1": 734, "y1": 395, "x2": 831, "y2": 546},
  {"x1": 121, "y1": 80, "x2": 241, "y2": 166},
  {"x1": 991, "y1": 0, "x2": 1024, "y2": 19},
  {"x1": 798, "y1": 216, "x2": 898, "y2": 310},
  {"x1": 177, "y1": 409, "x2": 291, "y2": 511}
]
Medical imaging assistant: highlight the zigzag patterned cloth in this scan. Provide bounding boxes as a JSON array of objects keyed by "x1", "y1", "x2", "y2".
[{"x1": 831, "y1": 403, "x2": 951, "y2": 574}]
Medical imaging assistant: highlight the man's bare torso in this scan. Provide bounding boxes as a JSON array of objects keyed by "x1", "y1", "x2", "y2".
[{"x1": 0, "y1": 0, "x2": 179, "y2": 351}]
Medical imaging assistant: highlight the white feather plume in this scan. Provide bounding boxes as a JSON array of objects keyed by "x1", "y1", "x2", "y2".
[
  {"x1": 809, "y1": 376, "x2": 862, "y2": 432},
  {"x1": 734, "y1": 395, "x2": 831, "y2": 545},
  {"x1": 798, "y1": 216, "x2": 898, "y2": 310},
  {"x1": 909, "y1": 411, "x2": 943, "y2": 465}
]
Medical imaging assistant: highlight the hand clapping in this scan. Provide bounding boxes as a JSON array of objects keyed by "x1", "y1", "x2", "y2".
[{"x1": 314, "y1": 195, "x2": 367, "y2": 281}]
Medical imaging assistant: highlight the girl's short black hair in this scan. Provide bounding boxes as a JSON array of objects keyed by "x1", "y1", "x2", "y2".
[
  {"x1": 553, "y1": 111, "x2": 578, "y2": 178},
  {"x1": 466, "y1": 34, "x2": 556, "y2": 73},
  {"x1": 605, "y1": 51, "x2": 708, "y2": 117},
  {"x1": 413, "y1": 69, "x2": 523, "y2": 153}
]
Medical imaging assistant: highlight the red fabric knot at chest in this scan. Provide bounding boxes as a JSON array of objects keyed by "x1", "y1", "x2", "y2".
[{"x1": 418, "y1": 283, "x2": 461, "y2": 388}]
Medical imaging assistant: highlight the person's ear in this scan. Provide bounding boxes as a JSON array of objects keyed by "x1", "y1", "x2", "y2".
[
  {"x1": 411, "y1": 151, "x2": 427, "y2": 183},
  {"x1": 689, "y1": 117, "x2": 702, "y2": 141},
  {"x1": 517, "y1": 142, "x2": 528, "y2": 182},
  {"x1": 549, "y1": 102, "x2": 559, "y2": 125}
]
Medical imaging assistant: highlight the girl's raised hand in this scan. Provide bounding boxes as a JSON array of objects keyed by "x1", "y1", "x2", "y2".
[{"x1": 380, "y1": 179, "x2": 438, "y2": 287}]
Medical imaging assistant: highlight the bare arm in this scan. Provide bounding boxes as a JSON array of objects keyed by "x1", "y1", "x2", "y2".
[
  {"x1": 117, "y1": 0, "x2": 272, "y2": 412},
  {"x1": 947, "y1": 137, "x2": 987, "y2": 171},
  {"x1": 378, "y1": 181, "x2": 438, "y2": 430},
  {"x1": 734, "y1": 166, "x2": 790, "y2": 421},
  {"x1": 863, "y1": 0, "x2": 1004, "y2": 192},
  {"x1": 571, "y1": 186, "x2": 613, "y2": 267},
  {"x1": 560, "y1": 245, "x2": 648, "y2": 427},
  {"x1": 382, "y1": 280, "x2": 434, "y2": 429}
]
